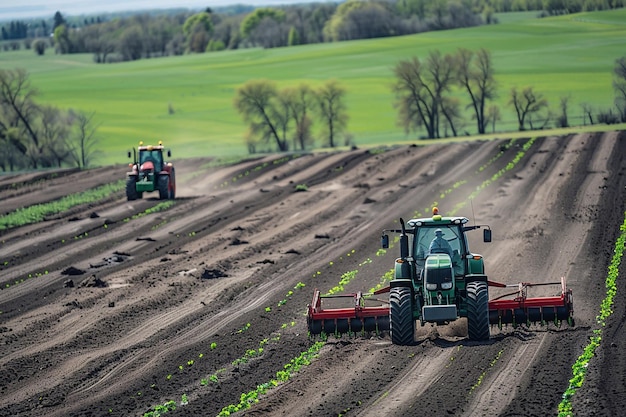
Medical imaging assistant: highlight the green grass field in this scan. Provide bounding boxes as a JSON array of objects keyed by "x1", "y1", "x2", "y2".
[{"x1": 1, "y1": 9, "x2": 625, "y2": 165}]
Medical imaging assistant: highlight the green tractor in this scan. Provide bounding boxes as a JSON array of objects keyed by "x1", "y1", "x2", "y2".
[
  {"x1": 126, "y1": 141, "x2": 176, "y2": 201},
  {"x1": 381, "y1": 207, "x2": 492, "y2": 344},
  {"x1": 308, "y1": 207, "x2": 574, "y2": 345}
]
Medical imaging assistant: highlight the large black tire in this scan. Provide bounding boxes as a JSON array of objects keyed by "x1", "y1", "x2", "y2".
[
  {"x1": 168, "y1": 169, "x2": 176, "y2": 199},
  {"x1": 390, "y1": 286, "x2": 415, "y2": 345},
  {"x1": 158, "y1": 175, "x2": 169, "y2": 200},
  {"x1": 126, "y1": 177, "x2": 139, "y2": 201},
  {"x1": 467, "y1": 280, "x2": 490, "y2": 341}
]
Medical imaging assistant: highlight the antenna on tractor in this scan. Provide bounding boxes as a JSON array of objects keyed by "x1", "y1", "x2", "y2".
[{"x1": 470, "y1": 199, "x2": 476, "y2": 226}]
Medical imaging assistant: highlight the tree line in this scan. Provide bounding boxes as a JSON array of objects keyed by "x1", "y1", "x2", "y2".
[
  {"x1": 392, "y1": 49, "x2": 626, "y2": 140},
  {"x1": 234, "y1": 79, "x2": 349, "y2": 153},
  {"x1": 3, "y1": 0, "x2": 623, "y2": 58},
  {"x1": 2, "y1": 51, "x2": 625, "y2": 170},
  {"x1": 236, "y1": 51, "x2": 626, "y2": 152}
]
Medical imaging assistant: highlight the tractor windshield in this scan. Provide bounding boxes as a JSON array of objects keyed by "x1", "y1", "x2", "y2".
[
  {"x1": 414, "y1": 225, "x2": 464, "y2": 276},
  {"x1": 139, "y1": 150, "x2": 163, "y2": 172}
]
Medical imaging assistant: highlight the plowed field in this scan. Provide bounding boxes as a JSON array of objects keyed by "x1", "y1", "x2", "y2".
[{"x1": 1, "y1": 132, "x2": 625, "y2": 417}]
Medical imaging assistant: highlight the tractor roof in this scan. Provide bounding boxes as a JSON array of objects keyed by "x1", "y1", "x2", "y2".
[
  {"x1": 406, "y1": 216, "x2": 469, "y2": 228},
  {"x1": 137, "y1": 141, "x2": 165, "y2": 151},
  {"x1": 406, "y1": 207, "x2": 469, "y2": 228}
]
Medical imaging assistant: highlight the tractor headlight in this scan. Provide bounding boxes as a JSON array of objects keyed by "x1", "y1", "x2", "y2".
[
  {"x1": 441, "y1": 282, "x2": 453, "y2": 290},
  {"x1": 426, "y1": 283, "x2": 437, "y2": 291}
]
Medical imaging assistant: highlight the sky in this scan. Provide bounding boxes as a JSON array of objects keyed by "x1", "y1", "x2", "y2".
[{"x1": 0, "y1": 0, "x2": 304, "y2": 21}]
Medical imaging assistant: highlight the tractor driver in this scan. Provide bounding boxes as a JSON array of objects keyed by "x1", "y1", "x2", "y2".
[{"x1": 429, "y1": 228, "x2": 453, "y2": 258}]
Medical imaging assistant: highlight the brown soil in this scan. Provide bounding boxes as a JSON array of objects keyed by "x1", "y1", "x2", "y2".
[{"x1": 1, "y1": 132, "x2": 625, "y2": 417}]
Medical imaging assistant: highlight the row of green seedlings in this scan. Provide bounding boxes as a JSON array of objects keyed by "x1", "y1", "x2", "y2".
[
  {"x1": 309, "y1": 138, "x2": 538, "y2": 407},
  {"x1": 557, "y1": 211, "x2": 626, "y2": 417},
  {"x1": 409, "y1": 138, "x2": 520, "y2": 220},
  {"x1": 1, "y1": 201, "x2": 178, "y2": 290},
  {"x1": 2, "y1": 270, "x2": 50, "y2": 290},
  {"x1": 218, "y1": 249, "x2": 386, "y2": 413},
  {"x1": 219, "y1": 230, "x2": 408, "y2": 413},
  {"x1": 0, "y1": 179, "x2": 125, "y2": 231},
  {"x1": 467, "y1": 348, "x2": 505, "y2": 396},
  {"x1": 458, "y1": 137, "x2": 537, "y2": 211},
  {"x1": 142, "y1": 281, "x2": 308, "y2": 416},
  {"x1": 319, "y1": 137, "x2": 538, "y2": 311},
  {"x1": 218, "y1": 155, "x2": 302, "y2": 189},
  {"x1": 476, "y1": 138, "x2": 516, "y2": 173},
  {"x1": 218, "y1": 340, "x2": 326, "y2": 416},
  {"x1": 69, "y1": 201, "x2": 176, "y2": 243},
  {"x1": 211, "y1": 141, "x2": 536, "y2": 415}
]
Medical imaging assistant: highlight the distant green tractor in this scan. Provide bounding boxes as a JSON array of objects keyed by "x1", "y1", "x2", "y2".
[{"x1": 126, "y1": 141, "x2": 176, "y2": 201}]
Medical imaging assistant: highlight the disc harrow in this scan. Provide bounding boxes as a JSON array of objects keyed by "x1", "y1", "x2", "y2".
[
  {"x1": 307, "y1": 288, "x2": 390, "y2": 336},
  {"x1": 487, "y1": 277, "x2": 574, "y2": 328},
  {"x1": 307, "y1": 277, "x2": 574, "y2": 338}
]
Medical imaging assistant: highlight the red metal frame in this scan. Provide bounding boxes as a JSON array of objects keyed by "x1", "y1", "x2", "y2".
[{"x1": 308, "y1": 277, "x2": 573, "y2": 324}]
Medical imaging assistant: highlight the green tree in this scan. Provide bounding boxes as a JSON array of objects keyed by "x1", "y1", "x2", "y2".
[
  {"x1": 53, "y1": 24, "x2": 71, "y2": 54},
  {"x1": 32, "y1": 38, "x2": 47, "y2": 55},
  {"x1": 288, "y1": 26, "x2": 300, "y2": 46},
  {"x1": 234, "y1": 79, "x2": 288, "y2": 152},
  {"x1": 316, "y1": 80, "x2": 348, "y2": 148},
  {"x1": 240, "y1": 8, "x2": 286, "y2": 38},
  {"x1": 183, "y1": 12, "x2": 214, "y2": 53}
]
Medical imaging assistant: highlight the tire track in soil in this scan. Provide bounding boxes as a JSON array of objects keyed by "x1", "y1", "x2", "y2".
[{"x1": 1, "y1": 134, "x2": 624, "y2": 417}]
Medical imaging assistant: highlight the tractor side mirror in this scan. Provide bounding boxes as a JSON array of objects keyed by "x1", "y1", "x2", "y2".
[
  {"x1": 167, "y1": 150, "x2": 171, "y2": 157},
  {"x1": 483, "y1": 228, "x2": 492, "y2": 243},
  {"x1": 127, "y1": 151, "x2": 131, "y2": 159},
  {"x1": 381, "y1": 234, "x2": 389, "y2": 249}
]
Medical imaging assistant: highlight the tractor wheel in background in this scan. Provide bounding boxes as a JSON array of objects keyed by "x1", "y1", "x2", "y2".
[
  {"x1": 158, "y1": 175, "x2": 169, "y2": 200},
  {"x1": 390, "y1": 286, "x2": 415, "y2": 345},
  {"x1": 126, "y1": 177, "x2": 139, "y2": 201},
  {"x1": 466, "y1": 280, "x2": 490, "y2": 341}
]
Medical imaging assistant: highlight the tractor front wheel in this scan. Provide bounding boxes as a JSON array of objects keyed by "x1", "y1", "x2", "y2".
[
  {"x1": 467, "y1": 280, "x2": 490, "y2": 341},
  {"x1": 126, "y1": 177, "x2": 140, "y2": 201},
  {"x1": 390, "y1": 286, "x2": 415, "y2": 345}
]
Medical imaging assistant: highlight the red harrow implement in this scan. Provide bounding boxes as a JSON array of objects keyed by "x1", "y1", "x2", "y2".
[
  {"x1": 488, "y1": 277, "x2": 574, "y2": 328},
  {"x1": 307, "y1": 278, "x2": 574, "y2": 337}
]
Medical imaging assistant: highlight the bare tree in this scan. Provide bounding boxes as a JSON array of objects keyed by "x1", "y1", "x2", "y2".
[
  {"x1": 39, "y1": 105, "x2": 71, "y2": 167},
  {"x1": 0, "y1": 68, "x2": 43, "y2": 167},
  {"x1": 284, "y1": 84, "x2": 315, "y2": 150},
  {"x1": 613, "y1": 56, "x2": 626, "y2": 122},
  {"x1": 556, "y1": 95, "x2": 570, "y2": 128},
  {"x1": 316, "y1": 79, "x2": 348, "y2": 148},
  {"x1": 68, "y1": 110, "x2": 100, "y2": 168},
  {"x1": 486, "y1": 105, "x2": 501, "y2": 133},
  {"x1": 392, "y1": 50, "x2": 455, "y2": 139},
  {"x1": 509, "y1": 86, "x2": 548, "y2": 131},
  {"x1": 234, "y1": 79, "x2": 288, "y2": 152},
  {"x1": 455, "y1": 48, "x2": 496, "y2": 135},
  {"x1": 581, "y1": 102, "x2": 594, "y2": 125}
]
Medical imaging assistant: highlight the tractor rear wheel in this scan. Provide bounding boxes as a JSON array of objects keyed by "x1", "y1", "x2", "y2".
[
  {"x1": 126, "y1": 177, "x2": 139, "y2": 201},
  {"x1": 467, "y1": 281, "x2": 490, "y2": 341},
  {"x1": 168, "y1": 169, "x2": 176, "y2": 199},
  {"x1": 158, "y1": 175, "x2": 169, "y2": 200},
  {"x1": 390, "y1": 286, "x2": 415, "y2": 345}
]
